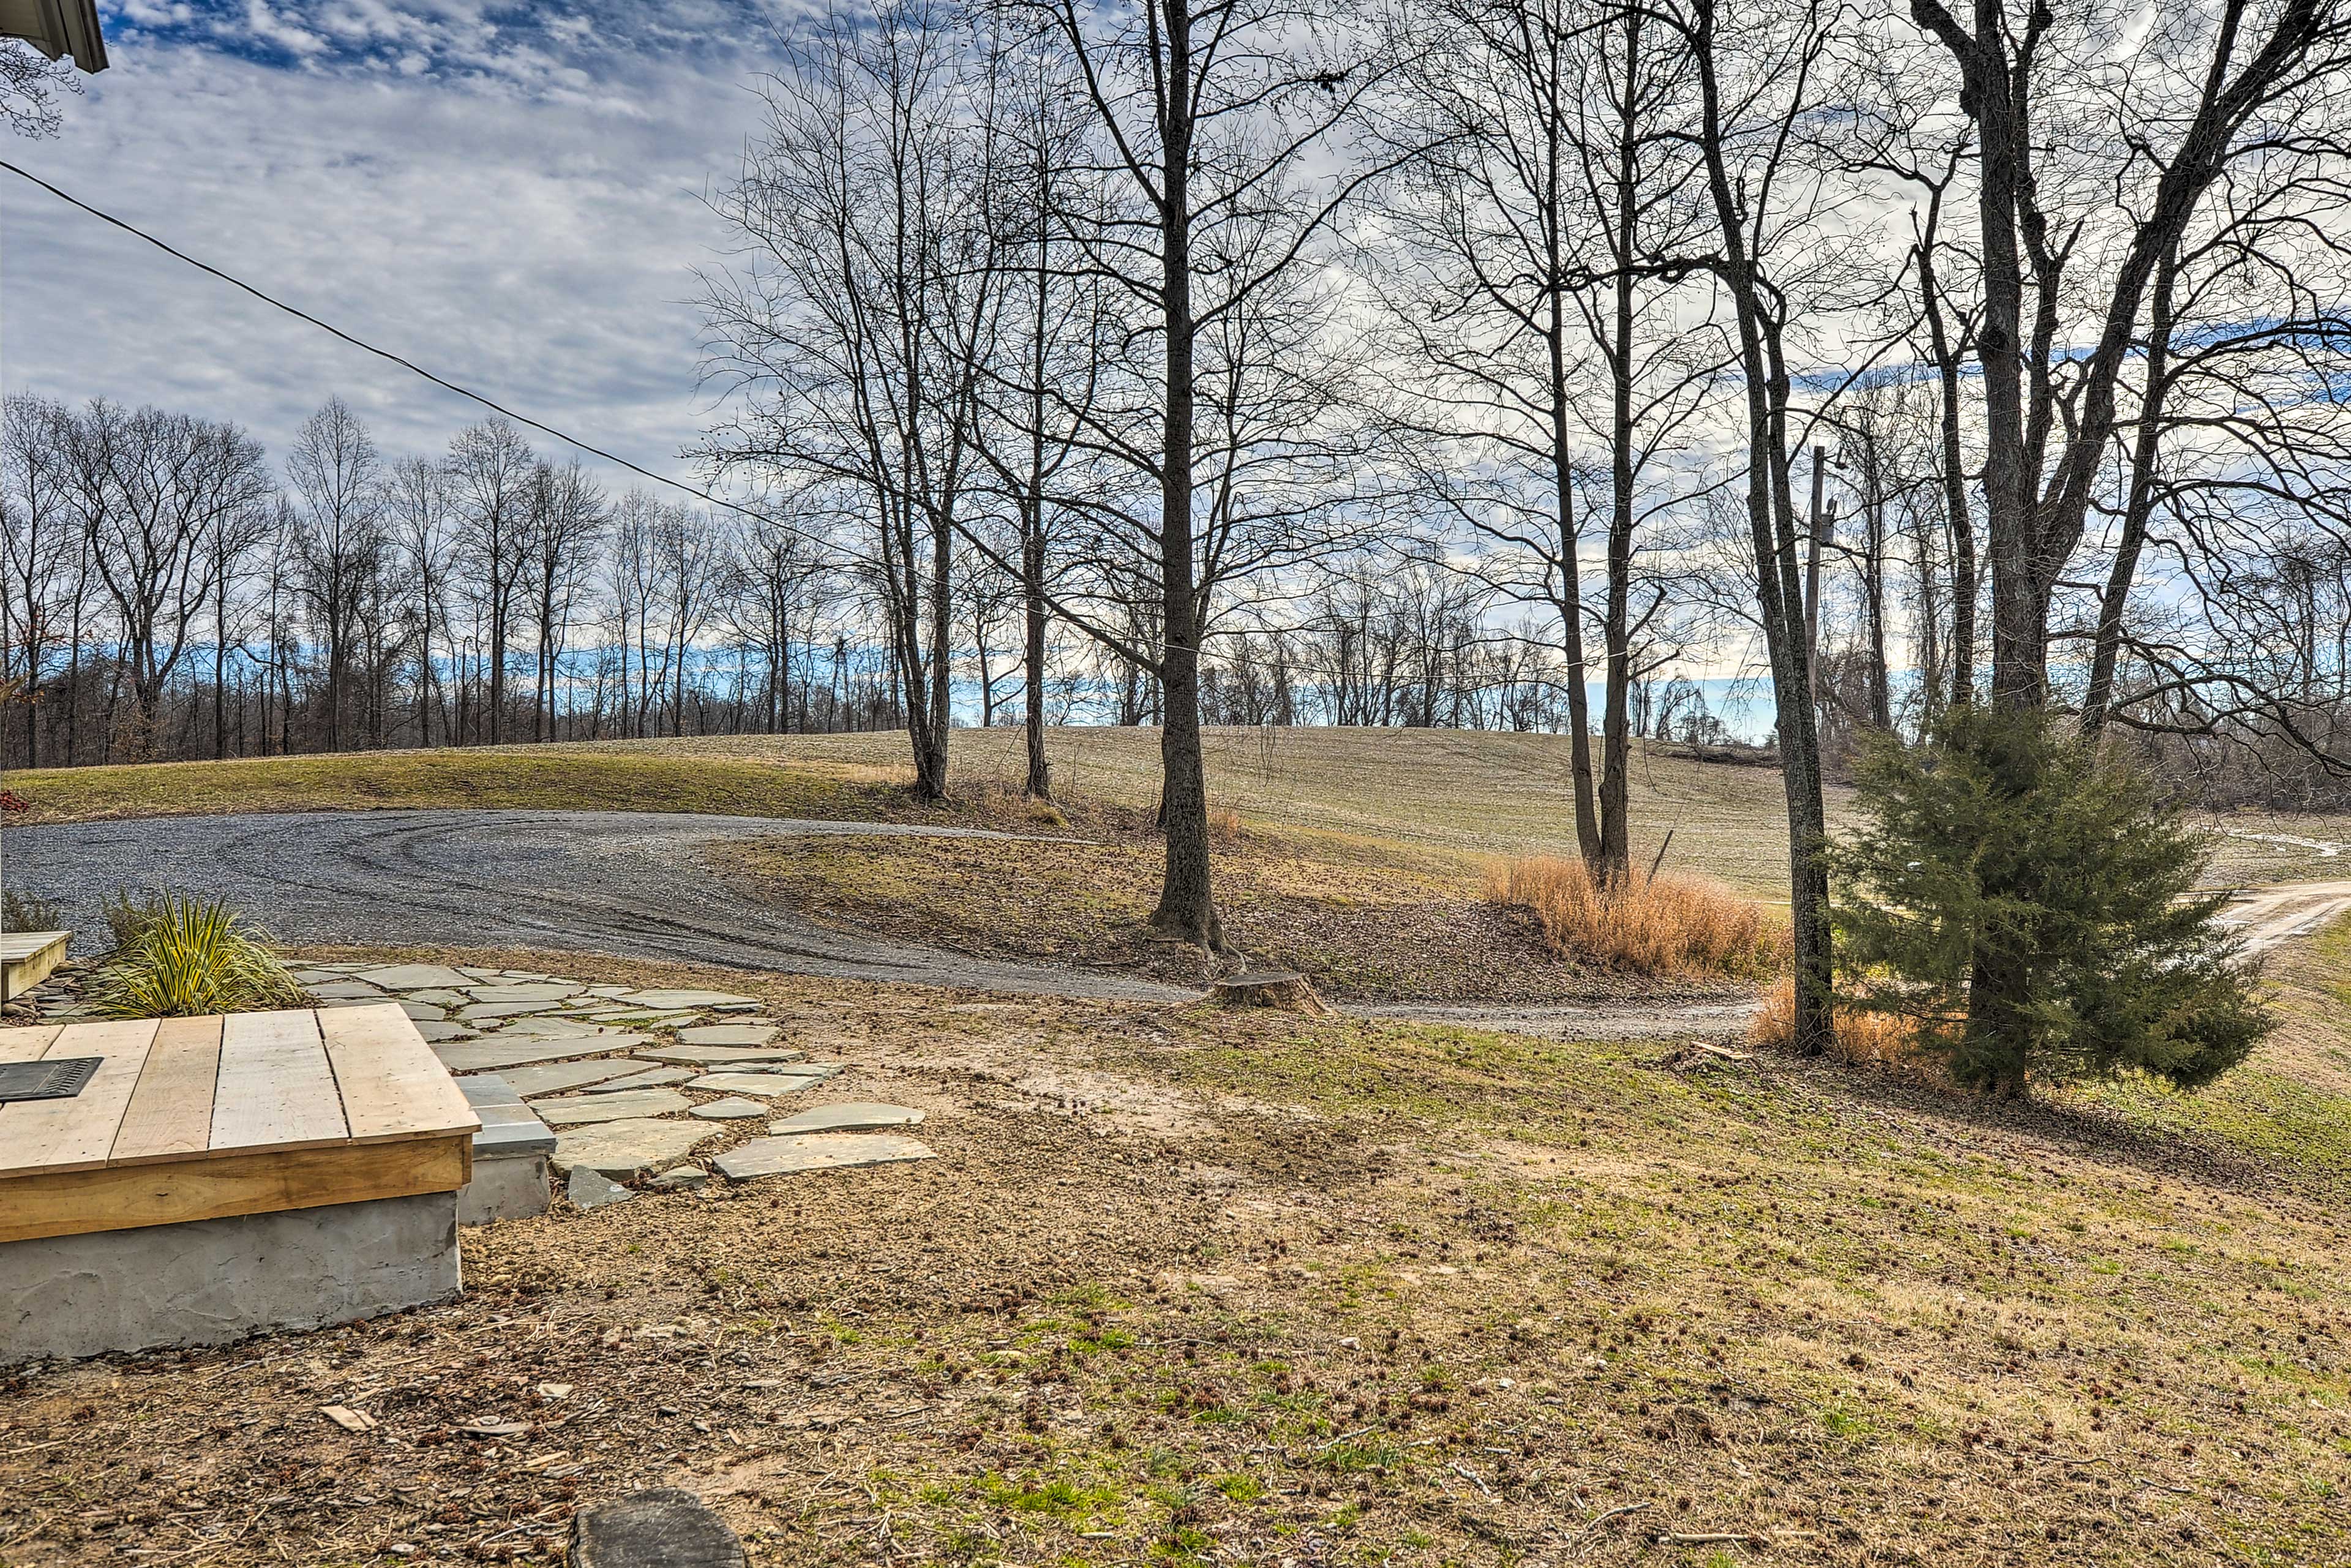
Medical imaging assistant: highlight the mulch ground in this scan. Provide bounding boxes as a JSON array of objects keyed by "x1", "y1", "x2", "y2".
[
  {"x1": 714, "y1": 827, "x2": 1736, "y2": 1007},
  {"x1": 1, "y1": 948, "x2": 2346, "y2": 1568}
]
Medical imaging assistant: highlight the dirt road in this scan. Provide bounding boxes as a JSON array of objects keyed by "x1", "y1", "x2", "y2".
[
  {"x1": 6, "y1": 809, "x2": 1764, "y2": 1035},
  {"x1": 2218, "y1": 877, "x2": 2351, "y2": 953},
  {"x1": 7, "y1": 809, "x2": 1194, "y2": 1002}
]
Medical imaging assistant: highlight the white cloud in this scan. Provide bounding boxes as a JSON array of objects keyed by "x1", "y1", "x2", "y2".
[{"x1": 0, "y1": 2, "x2": 783, "y2": 495}]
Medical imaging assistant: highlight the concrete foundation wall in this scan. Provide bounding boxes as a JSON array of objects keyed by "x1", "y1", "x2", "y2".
[
  {"x1": 0, "y1": 1191, "x2": 462, "y2": 1364},
  {"x1": 459, "y1": 1151, "x2": 551, "y2": 1225}
]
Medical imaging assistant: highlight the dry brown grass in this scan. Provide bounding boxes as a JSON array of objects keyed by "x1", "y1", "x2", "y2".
[
  {"x1": 1747, "y1": 972, "x2": 1925, "y2": 1068},
  {"x1": 1485, "y1": 854, "x2": 1791, "y2": 978}
]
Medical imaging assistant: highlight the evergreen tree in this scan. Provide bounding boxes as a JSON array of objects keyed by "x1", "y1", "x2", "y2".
[{"x1": 1831, "y1": 705, "x2": 2270, "y2": 1098}]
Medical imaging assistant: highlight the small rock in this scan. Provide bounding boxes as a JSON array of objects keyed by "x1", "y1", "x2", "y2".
[
  {"x1": 650, "y1": 1168, "x2": 711, "y2": 1191},
  {"x1": 568, "y1": 1168, "x2": 637, "y2": 1210}
]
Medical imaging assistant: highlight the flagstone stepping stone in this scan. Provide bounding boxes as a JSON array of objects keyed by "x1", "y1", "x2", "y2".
[
  {"x1": 307, "y1": 980, "x2": 388, "y2": 1000},
  {"x1": 412, "y1": 1021, "x2": 478, "y2": 1044},
  {"x1": 290, "y1": 969, "x2": 349, "y2": 985},
  {"x1": 537, "y1": 1089, "x2": 692, "y2": 1127},
  {"x1": 618, "y1": 989, "x2": 760, "y2": 1010},
  {"x1": 769, "y1": 1102, "x2": 926, "y2": 1135},
  {"x1": 553, "y1": 1119, "x2": 721, "y2": 1179},
  {"x1": 714, "y1": 1132, "x2": 936, "y2": 1182},
  {"x1": 648, "y1": 1168, "x2": 711, "y2": 1191},
  {"x1": 567, "y1": 1168, "x2": 636, "y2": 1210},
  {"x1": 353, "y1": 963, "x2": 477, "y2": 990},
  {"x1": 594, "y1": 1010, "x2": 707, "y2": 1027},
  {"x1": 637, "y1": 1044, "x2": 806, "y2": 1067},
  {"x1": 467, "y1": 982, "x2": 583, "y2": 1003},
  {"x1": 580, "y1": 1067, "x2": 695, "y2": 1095},
  {"x1": 689, "y1": 1097, "x2": 768, "y2": 1120},
  {"x1": 438, "y1": 1038, "x2": 635, "y2": 1074},
  {"x1": 495, "y1": 1057, "x2": 649, "y2": 1098},
  {"x1": 400, "y1": 1000, "x2": 448, "y2": 1022},
  {"x1": 461, "y1": 1000, "x2": 569, "y2": 1021},
  {"x1": 402, "y1": 988, "x2": 474, "y2": 1008},
  {"x1": 585, "y1": 985, "x2": 632, "y2": 998},
  {"x1": 677, "y1": 1024, "x2": 780, "y2": 1048},
  {"x1": 683, "y1": 1070, "x2": 835, "y2": 1097},
  {"x1": 498, "y1": 1016, "x2": 624, "y2": 1040}
]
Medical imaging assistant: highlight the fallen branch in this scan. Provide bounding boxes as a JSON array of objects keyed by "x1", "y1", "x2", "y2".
[
  {"x1": 1575, "y1": 1499, "x2": 1651, "y2": 1540},
  {"x1": 1448, "y1": 1462, "x2": 1495, "y2": 1499}
]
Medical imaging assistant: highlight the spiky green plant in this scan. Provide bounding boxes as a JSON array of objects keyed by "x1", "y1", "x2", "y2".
[{"x1": 88, "y1": 893, "x2": 309, "y2": 1019}]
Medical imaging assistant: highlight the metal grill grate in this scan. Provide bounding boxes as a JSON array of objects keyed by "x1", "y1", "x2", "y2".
[{"x1": 0, "y1": 1056, "x2": 102, "y2": 1105}]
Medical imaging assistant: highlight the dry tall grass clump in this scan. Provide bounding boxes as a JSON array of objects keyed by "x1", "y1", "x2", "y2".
[
  {"x1": 1485, "y1": 856, "x2": 1790, "y2": 978},
  {"x1": 1746, "y1": 973, "x2": 1922, "y2": 1068}
]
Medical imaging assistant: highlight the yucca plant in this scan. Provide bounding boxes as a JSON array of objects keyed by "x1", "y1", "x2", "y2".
[{"x1": 88, "y1": 893, "x2": 309, "y2": 1019}]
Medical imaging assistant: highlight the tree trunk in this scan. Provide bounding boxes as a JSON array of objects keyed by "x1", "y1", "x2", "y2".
[
  {"x1": 2082, "y1": 244, "x2": 2179, "y2": 735},
  {"x1": 1149, "y1": 2, "x2": 1221, "y2": 951}
]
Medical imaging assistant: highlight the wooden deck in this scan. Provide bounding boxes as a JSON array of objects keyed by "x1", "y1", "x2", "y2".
[
  {"x1": 0, "y1": 1003, "x2": 479, "y2": 1245},
  {"x1": 0, "y1": 930, "x2": 69, "y2": 1002}
]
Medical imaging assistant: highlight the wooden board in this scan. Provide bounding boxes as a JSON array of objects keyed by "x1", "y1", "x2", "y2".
[
  {"x1": 209, "y1": 1010, "x2": 348, "y2": 1154},
  {"x1": 110, "y1": 1015, "x2": 225, "y2": 1165},
  {"x1": 320, "y1": 1003, "x2": 476, "y2": 1145},
  {"x1": 0, "y1": 1019, "x2": 159, "y2": 1175},
  {"x1": 0, "y1": 931, "x2": 68, "y2": 1002},
  {"x1": 0, "y1": 1024, "x2": 61, "y2": 1064},
  {"x1": 0, "y1": 1132, "x2": 471, "y2": 1245}
]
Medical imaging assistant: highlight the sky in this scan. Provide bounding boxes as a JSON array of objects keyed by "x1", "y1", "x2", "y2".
[{"x1": 0, "y1": 0, "x2": 792, "y2": 490}]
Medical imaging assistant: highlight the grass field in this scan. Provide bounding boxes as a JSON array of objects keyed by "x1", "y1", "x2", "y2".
[
  {"x1": 1, "y1": 942, "x2": 2345, "y2": 1567},
  {"x1": 11, "y1": 727, "x2": 2345, "y2": 894}
]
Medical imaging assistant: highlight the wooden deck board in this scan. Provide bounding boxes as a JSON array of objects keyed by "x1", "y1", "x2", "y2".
[
  {"x1": 111, "y1": 1015, "x2": 225, "y2": 1165},
  {"x1": 0, "y1": 1020, "x2": 160, "y2": 1175},
  {"x1": 210, "y1": 1010, "x2": 348, "y2": 1153},
  {"x1": 0, "y1": 1024, "x2": 62, "y2": 1063},
  {"x1": 0, "y1": 931, "x2": 69, "y2": 1002},
  {"x1": 0, "y1": 1005, "x2": 481, "y2": 1241},
  {"x1": 320, "y1": 1003, "x2": 477, "y2": 1144},
  {"x1": 0, "y1": 1135, "x2": 470, "y2": 1245}
]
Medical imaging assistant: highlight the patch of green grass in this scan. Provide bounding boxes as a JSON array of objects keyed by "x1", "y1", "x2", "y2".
[{"x1": 9, "y1": 746, "x2": 872, "y2": 825}]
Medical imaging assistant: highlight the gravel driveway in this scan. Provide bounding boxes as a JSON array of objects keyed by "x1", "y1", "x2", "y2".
[{"x1": 2, "y1": 809, "x2": 1194, "y2": 1002}]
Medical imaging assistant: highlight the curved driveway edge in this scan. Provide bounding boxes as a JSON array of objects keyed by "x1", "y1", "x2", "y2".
[{"x1": 8, "y1": 809, "x2": 1195, "y2": 1003}]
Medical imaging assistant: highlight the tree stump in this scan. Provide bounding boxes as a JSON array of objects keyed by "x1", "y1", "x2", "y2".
[
  {"x1": 572, "y1": 1488, "x2": 746, "y2": 1568},
  {"x1": 1210, "y1": 970, "x2": 1328, "y2": 1015}
]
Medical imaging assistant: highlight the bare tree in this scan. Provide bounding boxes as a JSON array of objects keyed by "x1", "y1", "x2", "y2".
[
  {"x1": 288, "y1": 398, "x2": 385, "y2": 753},
  {"x1": 701, "y1": 0, "x2": 1000, "y2": 800},
  {"x1": 1909, "y1": 0, "x2": 2351, "y2": 708},
  {"x1": 386, "y1": 456, "x2": 454, "y2": 746},
  {"x1": 1003, "y1": 0, "x2": 1403, "y2": 947},
  {"x1": 446, "y1": 418, "x2": 536, "y2": 745},
  {"x1": 50, "y1": 400, "x2": 271, "y2": 760}
]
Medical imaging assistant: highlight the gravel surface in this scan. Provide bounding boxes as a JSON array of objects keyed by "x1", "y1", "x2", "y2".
[{"x1": 4, "y1": 809, "x2": 1194, "y2": 1002}]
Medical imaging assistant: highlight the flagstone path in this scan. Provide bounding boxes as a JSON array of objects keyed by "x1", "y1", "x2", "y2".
[{"x1": 288, "y1": 958, "x2": 938, "y2": 1196}]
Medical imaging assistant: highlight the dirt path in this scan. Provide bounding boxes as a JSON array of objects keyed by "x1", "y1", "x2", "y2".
[
  {"x1": 7, "y1": 809, "x2": 1193, "y2": 1002},
  {"x1": 9, "y1": 809, "x2": 1765, "y2": 1035},
  {"x1": 2218, "y1": 877, "x2": 2351, "y2": 953}
]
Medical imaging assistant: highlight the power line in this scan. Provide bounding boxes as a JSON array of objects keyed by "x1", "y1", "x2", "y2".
[{"x1": 0, "y1": 157, "x2": 818, "y2": 543}]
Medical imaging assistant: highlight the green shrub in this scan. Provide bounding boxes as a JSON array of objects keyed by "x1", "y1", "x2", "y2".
[
  {"x1": 1828, "y1": 703, "x2": 2270, "y2": 1098},
  {"x1": 1, "y1": 887, "x2": 61, "y2": 932},
  {"x1": 89, "y1": 893, "x2": 309, "y2": 1019}
]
